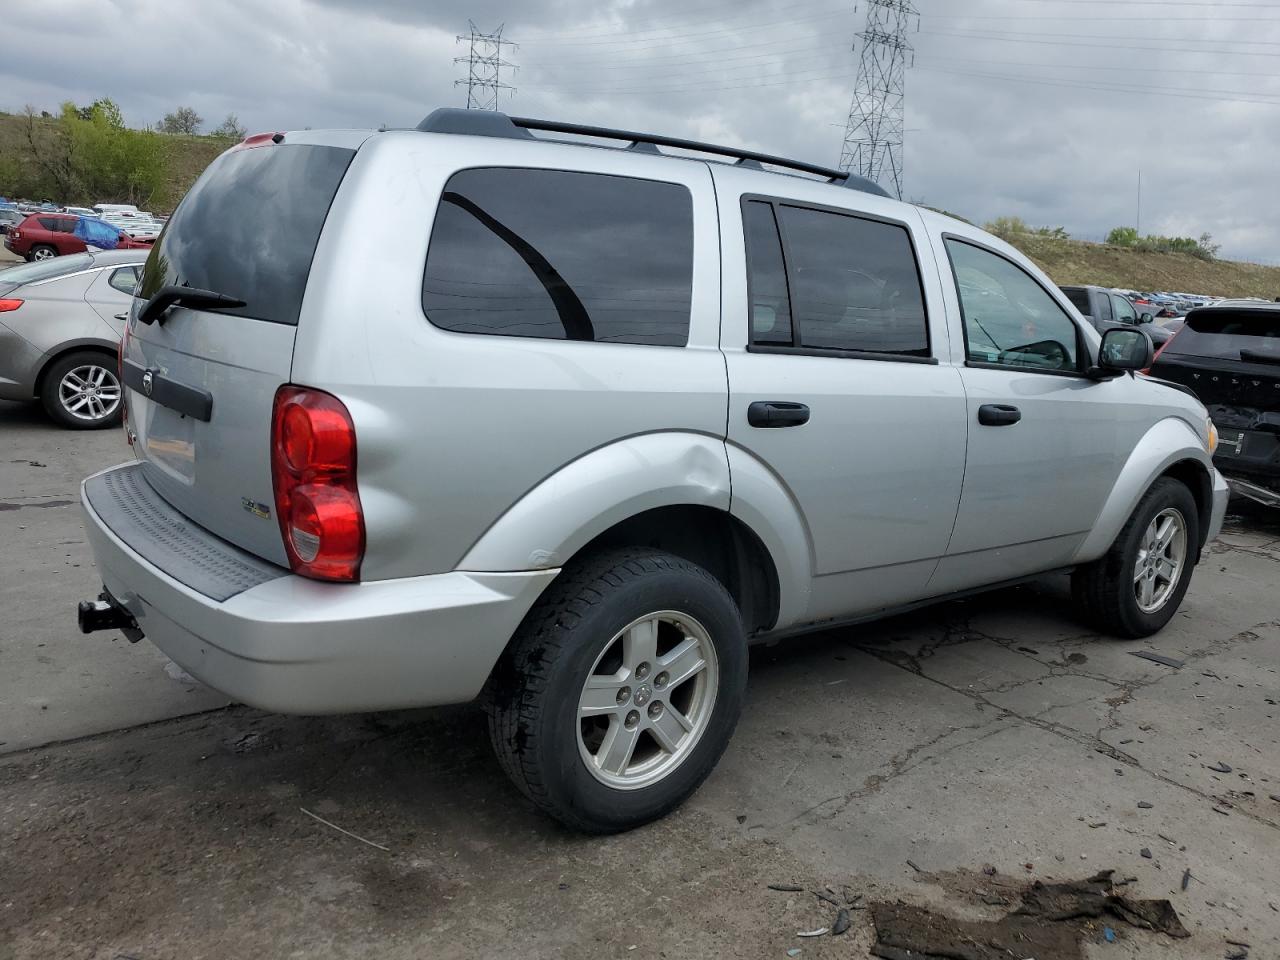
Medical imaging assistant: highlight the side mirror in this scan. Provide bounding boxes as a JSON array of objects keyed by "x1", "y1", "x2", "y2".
[{"x1": 1096, "y1": 327, "x2": 1154, "y2": 375}]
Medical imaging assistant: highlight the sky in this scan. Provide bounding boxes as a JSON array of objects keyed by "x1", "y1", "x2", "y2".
[{"x1": 3, "y1": 0, "x2": 1279, "y2": 262}]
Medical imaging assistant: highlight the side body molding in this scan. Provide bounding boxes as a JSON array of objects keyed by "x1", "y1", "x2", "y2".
[
  {"x1": 459, "y1": 432, "x2": 732, "y2": 572},
  {"x1": 1072, "y1": 416, "x2": 1214, "y2": 563}
]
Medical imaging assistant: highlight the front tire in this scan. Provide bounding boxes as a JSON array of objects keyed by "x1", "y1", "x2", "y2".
[
  {"x1": 40, "y1": 351, "x2": 123, "y2": 430},
  {"x1": 1072, "y1": 477, "x2": 1199, "y2": 638},
  {"x1": 487, "y1": 549, "x2": 748, "y2": 833},
  {"x1": 31, "y1": 244, "x2": 58, "y2": 261}
]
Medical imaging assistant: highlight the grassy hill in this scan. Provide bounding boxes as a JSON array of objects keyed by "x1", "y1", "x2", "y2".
[
  {"x1": 0, "y1": 112, "x2": 228, "y2": 211},
  {"x1": 1001, "y1": 233, "x2": 1280, "y2": 300}
]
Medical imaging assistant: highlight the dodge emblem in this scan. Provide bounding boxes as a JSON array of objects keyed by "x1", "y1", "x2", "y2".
[{"x1": 141, "y1": 370, "x2": 154, "y2": 397}]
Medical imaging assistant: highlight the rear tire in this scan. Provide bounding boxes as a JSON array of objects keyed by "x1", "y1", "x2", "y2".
[
  {"x1": 40, "y1": 351, "x2": 123, "y2": 430},
  {"x1": 1072, "y1": 477, "x2": 1199, "y2": 638},
  {"x1": 487, "y1": 549, "x2": 748, "y2": 833},
  {"x1": 31, "y1": 244, "x2": 58, "y2": 261}
]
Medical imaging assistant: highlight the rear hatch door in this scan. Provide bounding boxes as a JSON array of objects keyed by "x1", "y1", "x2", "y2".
[
  {"x1": 125, "y1": 136, "x2": 360, "y2": 565},
  {"x1": 1151, "y1": 306, "x2": 1280, "y2": 475}
]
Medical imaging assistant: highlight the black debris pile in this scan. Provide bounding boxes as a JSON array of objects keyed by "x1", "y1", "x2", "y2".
[{"x1": 871, "y1": 870, "x2": 1189, "y2": 960}]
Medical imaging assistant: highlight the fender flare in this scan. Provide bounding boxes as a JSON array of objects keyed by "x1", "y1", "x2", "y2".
[
  {"x1": 724, "y1": 443, "x2": 813, "y2": 631},
  {"x1": 34, "y1": 338, "x2": 119, "y2": 396},
  {"x1": 459, "y1": 431, "x2": 732, "y2": 572},
  {"x1": 1073, "y1": 416, "x2": 1214, "y2": 562}
]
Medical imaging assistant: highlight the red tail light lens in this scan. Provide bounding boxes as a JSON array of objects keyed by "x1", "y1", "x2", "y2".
[
  {"x1": 270, "y1": 386, "x2": 364, "y2": 581},
  {"x1": 0, "y1": 299, "x2": 23, "y2": 312}
]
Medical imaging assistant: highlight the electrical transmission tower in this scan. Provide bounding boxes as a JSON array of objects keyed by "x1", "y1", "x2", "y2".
[
  {"x1": 838, "y1": 0, "x2": 918, "y2": 199},
  {"x1": 455, "y1": 21, "x2": 518, "y2": 111}
]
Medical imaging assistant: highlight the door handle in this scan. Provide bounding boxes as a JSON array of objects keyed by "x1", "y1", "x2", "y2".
[
  {"x1": 748, "y1": 401, "x2": 810, "y2": 428},
  {"x1": 114, "y1": 313, "x2": 129, "y2": 321},
  {"x1": 978, "y1": 403, "x2": 1021, "y2": 427}
]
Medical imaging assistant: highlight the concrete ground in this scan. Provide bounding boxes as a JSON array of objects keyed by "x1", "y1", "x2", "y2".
[{"x1": 1, "y1": 402, "x2": 1278, "y2": 959}]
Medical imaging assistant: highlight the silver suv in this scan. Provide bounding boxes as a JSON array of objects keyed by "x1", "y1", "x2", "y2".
[{"x1": 79, "y1": 110, "x2": 1228, "y2": 833}]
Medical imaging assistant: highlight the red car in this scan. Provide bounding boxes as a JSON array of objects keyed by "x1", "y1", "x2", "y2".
[{"x1": 3, "y1": 213, "x2": 152, "y2": 261}]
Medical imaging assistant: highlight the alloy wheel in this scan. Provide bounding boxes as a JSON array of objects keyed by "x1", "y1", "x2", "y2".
[
  {"x1": 1133, "y1": 507, "x2": 1187, "y2": 614},
  {"x1": 58, "y1": 364, "x2": 121, "y2": 422},
  {"x1": 577, "y1": 611, "x2": 719, "y2": 790}
]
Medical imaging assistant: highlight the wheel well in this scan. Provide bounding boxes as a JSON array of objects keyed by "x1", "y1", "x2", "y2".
[
  {"x1": 1161, "y1": 459, "x2": 1213, "y2": 559},
  {"x1": 34, "y1": 344, "x2": 116, "y2": 398},
  {"x1": 577, "y1": 505, "x2": 780, "y2": 636}
]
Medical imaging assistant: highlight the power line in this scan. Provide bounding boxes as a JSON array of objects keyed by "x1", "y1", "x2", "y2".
[
  {"x1": 839, "y1": 0, "x2": 918, "y2": 199},
  {"x1": 455, "y1": 21, "x2": 518, "y2": 111}
]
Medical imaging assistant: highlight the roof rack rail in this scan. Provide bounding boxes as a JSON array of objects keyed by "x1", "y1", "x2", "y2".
[{"x1": 415, "y1": 108, "x2": 891, "y2": 199}]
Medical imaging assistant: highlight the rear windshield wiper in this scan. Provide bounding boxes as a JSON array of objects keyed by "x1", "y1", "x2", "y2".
[
  {"x1": 138, "y1": 285, "x2": 247, "y2": 325},
  {"x1": 1240, "y1": 347, "x2": 1280, "y2": 366}
]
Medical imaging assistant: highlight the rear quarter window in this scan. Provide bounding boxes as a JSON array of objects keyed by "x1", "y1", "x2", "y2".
[
  {"x1": 422, "y1": 168, "x2": 694, "y2": 346},
  {"x1": 1061, "y1": 287, "x2": 1092, "y2": 316},
  {"x1": 138, "y1": 143, "x2": 355, "y2": 326}
]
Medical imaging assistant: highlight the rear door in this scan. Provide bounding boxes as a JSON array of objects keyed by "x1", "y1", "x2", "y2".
[
  {"x1": 715, "y1": 169, "x2": 967, "y2": 620},
  {"x1": 84, "y1": 265, "x2": 138, "y2": 331},
  {"x1": 125, "y1": 136, "x2": 362, "y2": 565},
  {"x1": 1151, "y1": 307, "x2": 1280, "y2": 476}
]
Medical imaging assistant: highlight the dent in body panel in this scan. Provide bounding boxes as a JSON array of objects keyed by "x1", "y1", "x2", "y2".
[{"x1": 458, "y1": 431, "x2": 731, "y2": 572}]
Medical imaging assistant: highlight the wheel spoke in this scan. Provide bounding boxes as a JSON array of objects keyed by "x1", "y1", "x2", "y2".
[
  {"x1": 595, "y1": 718, "x2": 640, "y2": 775},
  {"x1": 1133, "y1": 561, "x2": 1146, "y2": 585},
  {"x1": 91, "y1": 367, "x2": 106, "y2": 386},
  {"x1": 659, "y1": 636, "x2": 706, "y2": 689},
  {"x1": 98, "y1": 386, "x2": 121, "y2": 400},
  {"x1": 580, "y1": 676, "x2": 624, "y2": 717},
  {"x1": 649, "y1": 708, "x2": 688, "y2": 754},
  {"x1": 68, "y1": 395, "x2": 91, "y2": 412},
  {"x1": 63, "y1": 374, "x2": 86, "y2": 391},
  {"x1": 623, "y1": 618, "x2": 658, "y2": 670},
  {"x1": 1139, "y1": 575, "x2": 1155, "y2": 608},
  {"x1": 1155, "y1": 516, "x2": 1177, "y2": 550},
  {"x1": 1156, "y1": 558, "x2": 1178, "y2": 583}
]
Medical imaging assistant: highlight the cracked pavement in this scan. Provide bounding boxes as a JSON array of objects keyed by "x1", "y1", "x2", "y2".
[{"x1": 2, "y1": 400, "x2": 1279, "y2": 959}]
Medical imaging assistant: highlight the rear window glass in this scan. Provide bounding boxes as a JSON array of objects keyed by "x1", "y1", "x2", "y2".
[
  {"x1": 1061, "y1": 287, "x2": 1092, "y2": 315},
  {"x1": 1170, "y1": 308, "x2": 1280, "y2": 360},
  {"x1": 138, "y1": 144, "x2": 354, "y2": 325},
  {"x1": 422, "y1": 168, "x2": 693, "y2": 346}
]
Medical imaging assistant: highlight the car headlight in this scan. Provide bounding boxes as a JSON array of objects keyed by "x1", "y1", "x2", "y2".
[{"x1": 1206, "y1": 418, "x2": 1218, "y2": 455}]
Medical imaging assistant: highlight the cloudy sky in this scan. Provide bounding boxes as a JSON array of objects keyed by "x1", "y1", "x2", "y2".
[{"x1": 4, "y1": 0, "x2": 1279, "y2": 261}]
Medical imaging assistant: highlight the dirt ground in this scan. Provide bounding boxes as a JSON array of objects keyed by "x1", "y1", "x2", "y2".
[{"x1": 1, "y1": 402, "x2": 1278, "y2": 959}]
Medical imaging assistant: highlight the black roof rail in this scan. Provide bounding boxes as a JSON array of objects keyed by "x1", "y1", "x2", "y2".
[{"x1": 415, "y1": 108, "x2": 892, "y2": 199}]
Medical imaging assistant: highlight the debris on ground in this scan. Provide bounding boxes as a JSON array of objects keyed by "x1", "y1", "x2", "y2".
[
  {"x1": 832, "y1": 908, "x2": 851, "y2": 935},
  {"x1": 786, "y1": 949, "x2": 801, "y2": 957},
  {"x1": 298, "y1": 806, "x2": 390, "y2": 852},
  {"x1": 768, "y1": 883, "x2": 804, "y2": 893},
  {"x1": 1130, "y1": 651, "x2": 1185, "y2": 669},
  {"x1": 1208, "y1": 761, "x2": 1233, "y2": 774},
  {"x1": 1140, "y1": 848, "x2": 1153, "y2": 859},
  {"x1": 869, "y1": 870, "x2": 1189, "y2": 960},
  {"x1": 796, "y1": 927, "x2": 828, "y2": 938},
  {"x1": 1181, "y1": 869, "x2": 1192, "y2": 891},
  {"x1": 813, "y1": 889, "x2": 840, "y2": 907},
  {"x1": 906, "y1": 859, "x2": 922, "y2": 873},
  {"x1": 1137, "y1": 801, "x2": 1154, "y2": 809}
]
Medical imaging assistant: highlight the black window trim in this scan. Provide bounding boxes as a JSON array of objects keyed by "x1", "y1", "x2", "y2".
[
  {"x1": 421, "y1": 164, "x2": 697, "y2": 349},
  {"x1": 941, "y1": 232, "x2": 1093, "y2": 379},
  {"x1": 740, "y1": 192, "x2": 938, "y2": 365}
]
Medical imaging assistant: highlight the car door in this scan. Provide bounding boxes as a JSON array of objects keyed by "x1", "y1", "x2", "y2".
[
  {"x1": 85, "y1": 265, "x2": 138, "y2": 332},
  {"x1": 716, "y1": 169, "x2": 967, "y2": 622},
  {"x1": 930, "y1": 236, "x2": 1129, "y2": 593}
]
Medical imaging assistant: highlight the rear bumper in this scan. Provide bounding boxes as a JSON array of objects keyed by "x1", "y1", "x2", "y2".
[
  {"x1": 1207, "y1": 467, "x2": 1230, "y2": 541},
  {"x1": 81, "y1": 465, "x2": 557, "y2": 714}
]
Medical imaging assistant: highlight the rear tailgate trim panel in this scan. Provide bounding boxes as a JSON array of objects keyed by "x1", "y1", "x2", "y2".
[{"x1": 83, "y1": 463, "x2": 286, "y2": 602}]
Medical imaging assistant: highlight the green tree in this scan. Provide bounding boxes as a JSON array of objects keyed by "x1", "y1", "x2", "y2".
[
  {"x1": 1107, "y1": 226, "x2": 1139, "y2": 247},
  {"x1": 60, "y1": 98, "x2": 168, "y2": 206}
]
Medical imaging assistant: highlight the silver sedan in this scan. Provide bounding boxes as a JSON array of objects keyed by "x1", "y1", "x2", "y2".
[{"x1": 0, "y1": 249, "x2": 147, "y2": 428}]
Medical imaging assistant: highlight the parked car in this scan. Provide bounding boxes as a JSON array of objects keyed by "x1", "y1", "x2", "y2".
[
  {"x1": 1059, "y1": 284, "x2": 1175, "y2": 345},
  {"x1": 0, "y1": 208, "x2": 21, "y2": 235},
  {"x1": 64, "y1": 206, "x2": 97, "y2": 218},
  {"x1": 1148, "y1": 302, "x2": 1280, "y2": 507},
  {"x1": 92, "y1": 203, "x2": 141, "y2": 217},
  {"x1": 0, "y1": 249, "x2": 147, "y2": 428},
  {"x1": 3, "y1": 213, "x2": 152, "y2": 260},
  {"x1": 77, "y1": 110, "x2": 1227, "y2": 833}
]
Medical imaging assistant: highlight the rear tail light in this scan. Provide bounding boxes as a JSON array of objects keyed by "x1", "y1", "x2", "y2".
[
  {"x1": 1141, "y1": 329, "x2": 1178, "y2": 376},
  {"x1": 8, "y1": 230, "x2": 18, "y2": 240},
  {"x1": 0, "y1": 299, "x2": 22, "y2": 312},
  {"x1": 270, "y1": 386, "x2": 364, "y2": 581}
]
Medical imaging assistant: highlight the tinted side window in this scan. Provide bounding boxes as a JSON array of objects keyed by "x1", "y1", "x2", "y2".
[
  {"x1": 1062, "y1": 287, "x2": 1091, "y2": 316},
  {"x1": 775, "y1": 205, "x2": 929, "y2": 356},
  {"x1": 1096, "y1": 293, "x2": 1113, "y2": 321},
  {"x1": 946, "y1": 239, "x2": 1081, "y2": 372},
  {"x1": 37, "y1": 216, "x2": 59, "y2": 231},
  {"x1": 742, "y1": 200, "x2": 793, "y2": 346},
  {"x1": 1112, "y1": 295, "x2": 1137, "y2": 324},
  {"x1": 108, "y1": 266, "x2": 139, "y2": 294},
  {"x1": 423, "y1": 168, "x2": 693, "y2": 346}
]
